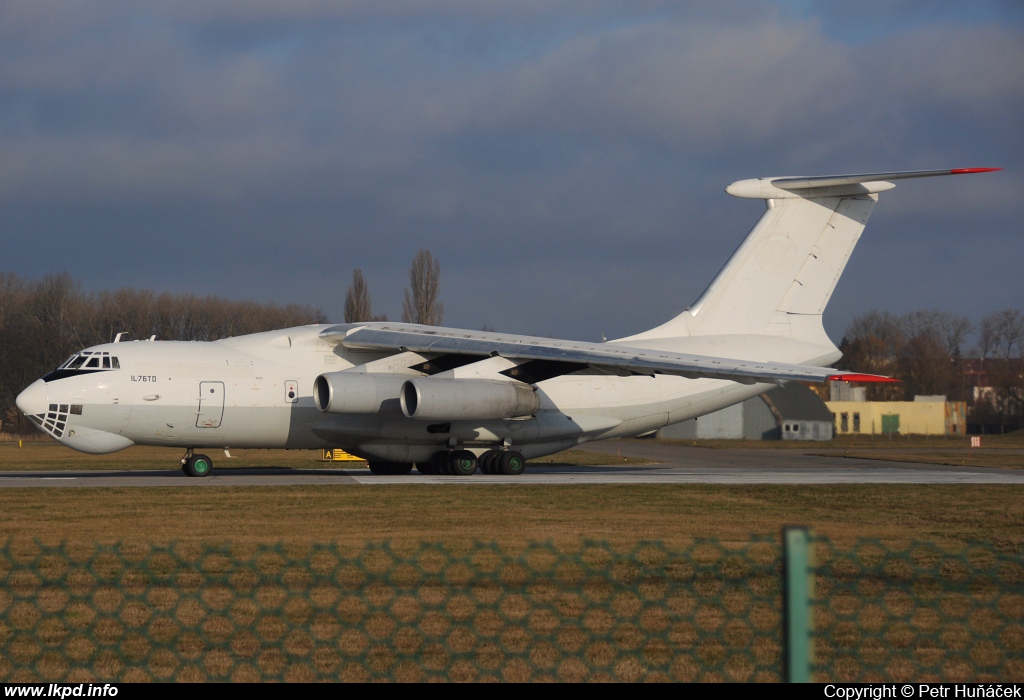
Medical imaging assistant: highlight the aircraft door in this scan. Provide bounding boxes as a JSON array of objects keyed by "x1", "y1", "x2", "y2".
[{"x1": 196, "y1": 381, "x2": 225, "y2": 428}]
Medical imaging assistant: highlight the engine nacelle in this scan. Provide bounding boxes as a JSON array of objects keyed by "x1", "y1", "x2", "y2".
[
  {"x1": 314, "y1": 372, "x2": 407, "y2": 414},
  {"x1": 400, "y1": 378, "x2": 539, "y2": 420}
]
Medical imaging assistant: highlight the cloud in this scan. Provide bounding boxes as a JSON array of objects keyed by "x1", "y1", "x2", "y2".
[{"x1": 0, "y1": 2, "x2": 1021, "y2": 339}]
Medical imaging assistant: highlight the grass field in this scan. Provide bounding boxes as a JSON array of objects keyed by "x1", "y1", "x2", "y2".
[
  {"x1": 0, "y1": 441, "x2": 1021, "y2": 550},
  {"x1": 667, "y1": 432, "x2": 1024, "y2": 450},
  {"x1": 659, "y1": 433, "x2": 1024, "y2": 469}
]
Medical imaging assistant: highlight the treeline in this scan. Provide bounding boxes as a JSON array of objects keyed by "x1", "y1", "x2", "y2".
[
  {"x1": 836, "y1": 309, "x2": 1024, "y2": 431},
  {"x1": 0, "y1": 271, "x2": 326, "y2": 432}
]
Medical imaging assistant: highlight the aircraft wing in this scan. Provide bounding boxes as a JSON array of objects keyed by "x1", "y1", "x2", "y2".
[{"x1": 319, "y1": 324, "x2": 895, "y2": 385}]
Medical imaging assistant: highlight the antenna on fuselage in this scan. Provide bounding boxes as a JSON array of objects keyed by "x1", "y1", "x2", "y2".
[{"x1": 114, "y1": 332, "x2": 127, "y2": 343}]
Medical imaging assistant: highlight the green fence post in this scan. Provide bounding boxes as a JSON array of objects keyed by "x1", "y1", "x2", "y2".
[{"x1": 783, "y1": 526, "x2": 815, "y2": 683}]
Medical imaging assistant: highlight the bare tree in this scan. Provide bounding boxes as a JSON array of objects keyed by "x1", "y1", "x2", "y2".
[
  {"x1": 902, "y1": 310, "x2": 973, "y2": 358},
  {"x1": 837, "y1": 310, "x2": 905, "y2": 400},
  {"x1": 974, "y1": 309, "x2": 1024, "y2": 432},
  {"x1": 839, "y1": 309, "x2": 971, "y2": 401},
  {"x1": 344, "y1": 269, "x2": 373, "y2": 323},
  {"x1": 402, "y1": 250, "x2": 443, "y2": 326},
  {"x1": 978, "y1": 309, "x2": 1024, "y2": 360},
  {"x1": 897, "y1": 332, "x2": 953, "y2": 398}
]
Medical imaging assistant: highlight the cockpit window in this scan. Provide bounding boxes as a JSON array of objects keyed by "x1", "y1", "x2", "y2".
[
  {"x1": 46, "y1": 351, "x2": 121, "y2": 382},
  {"x1": 64, "y1": 355, "x2": 88, "y2": 370}
]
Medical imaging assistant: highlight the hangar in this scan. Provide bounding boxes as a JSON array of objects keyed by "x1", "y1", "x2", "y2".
[{"x1": 656, "y1": 383, "x2": 835, "y2": 441}]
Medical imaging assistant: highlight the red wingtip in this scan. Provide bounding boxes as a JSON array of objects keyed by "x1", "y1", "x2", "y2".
[
  {"x1": 828, "y1": 374, "x2": 901, "y2": 384},
  {"x1": 950, "y1": 168, "x2": 1002, "y2": 174}
]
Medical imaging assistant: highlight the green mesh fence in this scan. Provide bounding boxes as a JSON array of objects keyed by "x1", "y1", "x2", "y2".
[
  {"x1": 814, "y1": 540, "x2": 1024, "y2": 683},
  {"x1": 0, "y1": 538, "x2": 1021, "y2": 683},
  {"x1": 0, "y1": 540, "x2": 782, "y2": 682}
]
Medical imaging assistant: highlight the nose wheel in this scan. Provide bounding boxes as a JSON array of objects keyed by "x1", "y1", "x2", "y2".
[{"x1": 180, "y1": 449, "x2": 213, "y2": 477}]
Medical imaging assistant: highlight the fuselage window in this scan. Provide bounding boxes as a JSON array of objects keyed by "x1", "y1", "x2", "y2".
[
  {"x1": 102, "y1": 357, "x2": 110, "y2": 369},
  {"x1": 111, "y1": 357, "x2": 120, "y2": 369}
]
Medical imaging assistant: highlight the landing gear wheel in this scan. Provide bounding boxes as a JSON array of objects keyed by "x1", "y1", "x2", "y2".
[
  {"x1": 185, "y1": 454, "x2": 213, "y2": 478},
  {"x1": 425, "y1": 451, "x2": 448, "y2": 475},
  {"x1": 449, "y1": 450, "x2": 478, "y2": 476},
  {"x1": 479, "y1": 450, "x2": 501, "y2": 475},
  {"x1": 432, "y1": 450, "x2": 448, "y2": 472},
  {"x1": 498, "y1": 450, "x2": 526, "y2": 476},
  {"x1": 368, "y1": 461, "x2": 414, "y2": 475}
]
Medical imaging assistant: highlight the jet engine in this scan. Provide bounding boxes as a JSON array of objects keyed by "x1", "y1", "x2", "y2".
[
  {"x1": 400, "y1": 377, "x2": 539, "y2": 420},
  {"x1": 313, "y1": 372, "x2": 407, "y2": 414}
]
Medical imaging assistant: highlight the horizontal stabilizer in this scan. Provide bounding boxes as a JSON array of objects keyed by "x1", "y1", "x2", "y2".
[
  {"x1": 774, "y1": 168, "x2": 1000, "y2": 190},
  {"x1": 727, "y1": 167, "x2": 1000, "y2": 199}
]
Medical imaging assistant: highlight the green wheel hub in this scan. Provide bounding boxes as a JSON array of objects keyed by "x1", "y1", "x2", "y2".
[
  {"x1": 449, "y1": 450, "x2": 477, "y2": 476},
  {"x1": 499, "y1": 450, "x2": 526, "y2": 476},
  {"x1": 185, "y1": 453, "x2": 213, "y2": 477}
]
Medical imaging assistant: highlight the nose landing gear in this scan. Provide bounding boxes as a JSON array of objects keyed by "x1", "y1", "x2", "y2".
[{"x1": 180, "y1": 448, "x2": 213, "y2": 477}]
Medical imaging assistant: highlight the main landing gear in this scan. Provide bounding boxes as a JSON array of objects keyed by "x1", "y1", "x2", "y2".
[
  {"x1": 180, "y1": 448, "x2": 213, "y2": 478},
  {"x1": 416, "y1": 449, "x2": 526, "y2": 476}
]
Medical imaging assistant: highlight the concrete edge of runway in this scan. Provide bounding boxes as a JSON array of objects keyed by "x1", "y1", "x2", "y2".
[{"x1": 2, "y1": 445, "x2": 1024, "y2": 487}]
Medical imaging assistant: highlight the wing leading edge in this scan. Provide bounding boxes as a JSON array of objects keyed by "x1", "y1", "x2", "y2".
[{"x1": 320, "y1": 324, "x2": 896, "y2": 386}]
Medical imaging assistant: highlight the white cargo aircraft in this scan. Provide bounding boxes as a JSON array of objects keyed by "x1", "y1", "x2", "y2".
[{"x1": 17, "y1": 168, "x2": 998, "y2": 477}]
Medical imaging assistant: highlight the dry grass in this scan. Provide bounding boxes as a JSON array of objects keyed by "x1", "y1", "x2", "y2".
[
  {"x1": 0, "y1": 483, "x2": 1020, "y2": 551},
  {"x1": 817, "y1": 450, "x2": 1024, "y2": 469},
  {"x1": 663, "y1": 431, "x2": 1024, "y2": 451},
  {"x1": 658, "y1": 433, "x2": 1024, "y2": 469}
]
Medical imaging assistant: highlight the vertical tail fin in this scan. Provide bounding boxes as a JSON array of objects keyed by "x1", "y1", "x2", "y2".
[
  {"x1": 624, "y1": 169, "x2": 999, "y2": 347},
  {"x1": 685, "y1": 192, "x2": 875, "y2": 341}
]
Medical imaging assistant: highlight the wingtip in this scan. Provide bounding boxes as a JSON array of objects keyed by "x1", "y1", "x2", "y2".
[
  {"x1": 828, "y1": 373, "x2": 901, "y2": 384},
  {"x1": 950, "y1": 168, "x2": 1002, "y2": 174}
]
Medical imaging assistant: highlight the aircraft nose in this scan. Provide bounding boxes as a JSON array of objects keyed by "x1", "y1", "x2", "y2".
[{"x1": 16, "y1": 379, "x2": 49, "y2": 417}]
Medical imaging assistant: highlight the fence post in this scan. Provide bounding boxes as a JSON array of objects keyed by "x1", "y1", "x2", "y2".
[{"x1": 783, "y1": 526, "x2": 814, "y2": 682}]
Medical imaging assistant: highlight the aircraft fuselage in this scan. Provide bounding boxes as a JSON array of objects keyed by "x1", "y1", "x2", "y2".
[{"x1": 17, "y1": 324, "x2": 779, "y2": 464}]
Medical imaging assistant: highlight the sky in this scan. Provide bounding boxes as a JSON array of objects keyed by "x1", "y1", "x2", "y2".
[{"x1": 2, "y1": 0, "x2": 1022, "y2": 344}]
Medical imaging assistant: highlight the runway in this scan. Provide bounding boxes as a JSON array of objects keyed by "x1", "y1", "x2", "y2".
[{"x1": 2, "y1": 442, "x2": 1021, "y2": 486}]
